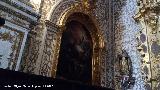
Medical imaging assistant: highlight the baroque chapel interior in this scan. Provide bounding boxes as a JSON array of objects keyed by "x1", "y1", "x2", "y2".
[{"x1": 0, "y1": 0, "x2": 160, "y2": 90}]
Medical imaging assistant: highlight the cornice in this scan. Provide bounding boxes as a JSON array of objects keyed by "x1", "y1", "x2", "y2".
[
  {"x1": 0, "y1": 3, "x2": 39, "y2": 24},
  {"x1": 0, "y1": 0, "x2": 40, "y2": 18},
  {"x1": 17, "y1": 0, "x2": 33, "y2": 7}
]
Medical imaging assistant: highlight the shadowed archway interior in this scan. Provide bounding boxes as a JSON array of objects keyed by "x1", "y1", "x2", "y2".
[{"x1": 56, "y1": 19, "x2": 93, "y2": 84}]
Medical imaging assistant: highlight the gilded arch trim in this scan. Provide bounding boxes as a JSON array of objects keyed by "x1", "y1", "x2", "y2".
[{"x1": 49, "y1": 1, "x2": 106, "y2": 86}]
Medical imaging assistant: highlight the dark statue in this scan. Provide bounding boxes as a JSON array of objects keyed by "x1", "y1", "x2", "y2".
[{"x1": 56, "y1": 21, "x2": 92, "y2": 84}]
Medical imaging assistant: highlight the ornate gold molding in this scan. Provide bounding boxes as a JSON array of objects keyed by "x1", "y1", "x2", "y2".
[
  {"x1": 47, "y1": 1, "x2": 106, "y2": 86},
  {"x1": 36, "y1": 0, "x2": 113, "y2": 88},
  {"x1": 134, "y1": 0, "x2": 160, "y2": 89}
]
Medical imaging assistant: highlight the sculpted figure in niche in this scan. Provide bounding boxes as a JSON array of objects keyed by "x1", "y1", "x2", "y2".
[{"x1": 56, "y1": 21, "x2": 92, "y2": 84}]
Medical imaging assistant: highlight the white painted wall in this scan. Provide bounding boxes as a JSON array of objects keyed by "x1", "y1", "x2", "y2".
[
  {"x1": 120, "y1": 0, "x2": 145, "y2": 89},
  {"x1": 0, "y1": 20, "x2": 28, "y2": 71}
]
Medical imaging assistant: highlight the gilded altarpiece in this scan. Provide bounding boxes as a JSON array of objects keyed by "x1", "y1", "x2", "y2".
[
  {"x1": 27, "y1": 0, "x2": 115, "y2": 88},
  {"x1": 3, "y1": 0, "x2": 160, "y2": 89}
]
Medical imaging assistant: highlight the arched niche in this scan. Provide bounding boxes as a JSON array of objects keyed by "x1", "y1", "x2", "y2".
[
  {"x1": 39, "y1": 1, "x2": 107, "y2": 86},
  {"x1": 51, "y1": 12, "x2": 106, "y2": 86},
  {"x1": 56, "y1": 17, "x2": 93, "y2": 84},
  {"x1": 49, "y1": 4, "x2": 106, "y2": 85}
]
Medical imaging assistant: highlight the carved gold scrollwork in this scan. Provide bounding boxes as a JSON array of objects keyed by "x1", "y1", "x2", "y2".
[
  {"x1": 49, "y1": 1, "x2": 105, "y2": 86},
  {"x1": 82, "y1": 0, "x2": 96, "y2": 12},
  {"x1": 145, "y1": 13, "x2": 159, "y2": 34},
  {"x1": 36, "y1": 0, "x2": 110, "y2": 87},
  {"x1": 39, "y1": 20, "x2": 60, "y2": 77},
  {"x1": 134, "y1": 0, "x2": 160, "y2": 89}
]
